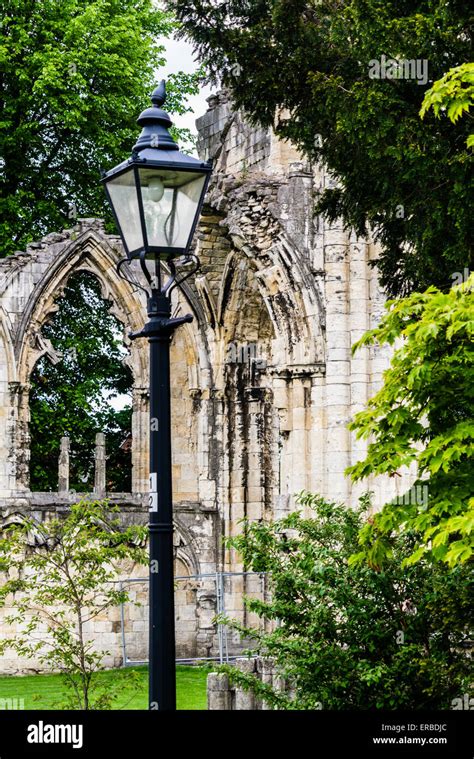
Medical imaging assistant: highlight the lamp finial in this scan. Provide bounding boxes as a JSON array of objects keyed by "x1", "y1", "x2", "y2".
[{"x1": 151, "y1": 80, "x2": 166, "y2": 108}]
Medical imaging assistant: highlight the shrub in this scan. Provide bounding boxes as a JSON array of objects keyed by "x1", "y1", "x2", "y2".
[{"x1": 221, "y1": 492, "x2": 472, "y2": 710}]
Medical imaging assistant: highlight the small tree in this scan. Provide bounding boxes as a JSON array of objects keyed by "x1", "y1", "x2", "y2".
[
  {"x1": 0, "y1": 500, "x2": 147, "y2": 709},
  {"x1": 220, "y1": 493, "x2": 472, "y2": 710},
  {"x1": 347, "y1": 275, "x2": 474, "y2": 568}
]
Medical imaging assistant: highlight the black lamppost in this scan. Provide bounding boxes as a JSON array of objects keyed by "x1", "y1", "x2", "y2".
[{"x1": 102, "y1": 81, "x2": 212, "y2": 711}]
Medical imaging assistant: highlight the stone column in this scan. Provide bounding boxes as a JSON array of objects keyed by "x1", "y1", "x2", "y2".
[
  {"x1": 324, "y1": 223, "x2": 351, "y2": 504},
  {"x1": 234, "y1": 658, "x2": 257, "y2": 710},
  {"x1": 288, "y1": 376, "x2": 311, "y2": 495},
  {"x1": 196, "y1": 390, "x2": 220, "y2": 574},
  {"x1": 94, "y1": 432, "x2": 106, "y2": 496},
  {"x1": 58, "y1": 435, "x2": 70, "y2": 493},
  {"x1": 272, "y1": 376, "x2": 290, "y2": 499},
  {"x1": 131, "y1": 387, "x2": 149, "y2": 495},
  {"x1": 244, "y1": 387, "x2": 269, "y2": 522},
  {"x1": 258, "y1": 657, "x2": 276, "y2": 710},
  {"x1": 348, "y1": 241, "x2": 371, "y2": 505},
  {"x1": 0, "y1": 347, "x2": 13, "y2": 498},
  {"x1": 243, "y1": 387, "x2": 273, "y2": 631},
  {"x1": 207, "y1": 672, "x2": 232, "y2": 710},
  {"x1": 10, "y1": 382, "x2": 30, "y2": 492},
  {"x1": 309, "y1": 372, "x2": 326, "y2": 500}
]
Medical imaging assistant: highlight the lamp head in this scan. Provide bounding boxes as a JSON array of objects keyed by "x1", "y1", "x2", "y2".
[{"x1": 101, "y1": 80, "x2": 213, "y2": 281}]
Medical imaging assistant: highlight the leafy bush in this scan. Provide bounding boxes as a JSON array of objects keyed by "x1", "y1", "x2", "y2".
[{"x1": 221, "y1": 492, "x2": 472, "y2": 710}]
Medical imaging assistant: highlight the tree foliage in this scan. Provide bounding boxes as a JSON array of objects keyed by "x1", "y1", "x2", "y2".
[
  {"x1": 420, "y1": 62, "x2": 474, "y2": 148},
  {"x1": 29, "y1": 272, "x2": 133, "y2": 492},
  {"x1": 171, "y1": 0, "x2": 473, "y2": 295},
  {"x1": 0, "y1": 500, "x2": 147, "y2": 709},
  {"x1": 221, "y1": 493, "x2": 472, "y2": 710},
  {"x1": 347, "y1": 276, "x2": 474, "y2": 568},
  {"x1": 1, "y1": 0, "x2": 201, "y2": 257}
]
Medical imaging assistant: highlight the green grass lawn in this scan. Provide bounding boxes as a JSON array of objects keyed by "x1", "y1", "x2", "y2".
[{"x1": 0, "y1": 665, "x2": 209, "y2": 710}]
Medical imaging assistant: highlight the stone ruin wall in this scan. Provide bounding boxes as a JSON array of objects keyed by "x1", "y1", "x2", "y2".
[
  {"x1": 0, "y1": 92, "x2": 415, "y2": 673},
  {"x1": 207, "y1": 658, "x2": 285, "y2": 711}
]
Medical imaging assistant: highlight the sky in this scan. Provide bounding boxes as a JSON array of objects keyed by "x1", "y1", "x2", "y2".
[{"x1": 159, "y1": 35, "x2": 214, "y2": 148}]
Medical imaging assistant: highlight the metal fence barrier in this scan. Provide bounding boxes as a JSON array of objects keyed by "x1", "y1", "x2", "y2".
[{"x1": 117, "y1": 572, "x2": 269, "y2": 667}]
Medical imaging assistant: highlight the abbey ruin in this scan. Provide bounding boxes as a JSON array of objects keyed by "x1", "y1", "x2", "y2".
[{"x1": 0, "y1": 93, "x2": 413, "y2": 671}]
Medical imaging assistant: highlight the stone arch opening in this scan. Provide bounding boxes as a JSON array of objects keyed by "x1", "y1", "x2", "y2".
[
  {"x1": 28, "y1": 270, "x2": 134, "y2": 493},
  {"x1": 11, "y1": 226, "x2": 149, "y2": 495}
]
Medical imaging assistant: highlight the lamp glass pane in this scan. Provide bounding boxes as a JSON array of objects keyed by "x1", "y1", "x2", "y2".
[
  {"x1": 138, "y1": 168, "x2": 206, "y2": 251},
  {"x1": 105, "y1": 168, "x2": 143, "y2": 253}
]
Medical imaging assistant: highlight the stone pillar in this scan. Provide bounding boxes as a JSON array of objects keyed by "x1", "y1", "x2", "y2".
[
  {"x1": 348, "y1": 241, "x2": 371, "y2": 505},
  {"x1": 58, "y1": 435, "x2": 70, "y2": 493},
  {"x1": 225, "y1": 388, "x2": 247, "y2": 569},
  {"x1": 196, "y1": 391, "x2": 220, "y2": 574},
  {"x1": 10, "y1": 382, "x2": 30, "y2": 491},
  {"x1": 94, "y1": 432, "x2": 106, "y2": 496},
  {"x1": 324, "y1": 222, "x2": 351, "y2": 504},
  {"x1": 207, "y1": 672, "x2": 232, "y2": 710},
  {"x1": 272, "y1": 377, "x2": 290, "y2": 499},
  {"x1": 0, "y1": 339, "x2": 14, "y2": 498},
  {"x1": 258, "y1": 657, "x2": 275, "y2": 710},
  {"x1": 131, "y1": 387, "x2": 149, "y2": 495},
  {"x1": 234, "y1": 658, "x2": 257, "y2": 710},
  {"x1": 309, "y1": 373, "x2": 326, "y2": 500},
  {"x1": 288, "y1": 376, "x2": 311, "y2": 494},
  {"x1": 245, "y1": 387, "x2": 269, "y2": 522}
]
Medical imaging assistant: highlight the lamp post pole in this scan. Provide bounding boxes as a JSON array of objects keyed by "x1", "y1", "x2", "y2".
[
  {"x1": 148, "y1": 294, "x2": 175, "y2": 711},
  {"x1": 130, "y1": 293, "x2": 192, "y2": 711}
]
